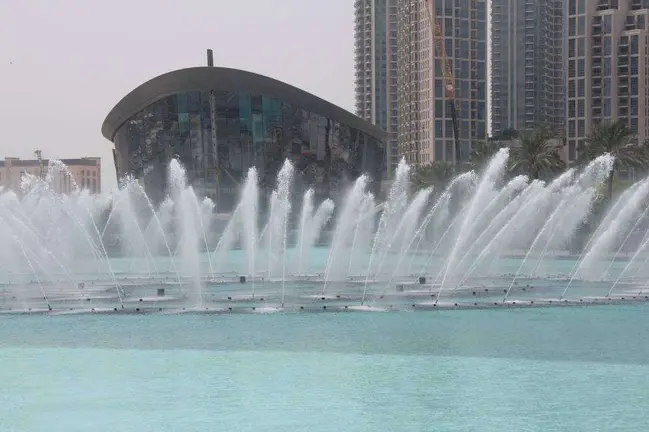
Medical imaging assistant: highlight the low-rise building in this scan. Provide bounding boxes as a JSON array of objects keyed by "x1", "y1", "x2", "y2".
[{"x1": 0, "y1": 157, "x2": 101, "y2": 194}]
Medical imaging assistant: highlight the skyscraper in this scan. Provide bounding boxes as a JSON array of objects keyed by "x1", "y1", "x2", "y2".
[
  {"x1": 354, "y1": 0, "x2": 399, "y2": 176},
  {"x1": 490, "y1": 0, "x2": 564, "y2": 137},
  {"x1": 565, "y1": 0, "x2": 649, "y2": 163},
  {"x1": 396, "y1": 0, "x2": 488, "y2": 166}
]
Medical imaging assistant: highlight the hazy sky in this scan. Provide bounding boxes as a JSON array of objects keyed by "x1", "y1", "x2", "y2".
[{"x1": 0, "y1": 0, "x2": 356, "y2": 190}]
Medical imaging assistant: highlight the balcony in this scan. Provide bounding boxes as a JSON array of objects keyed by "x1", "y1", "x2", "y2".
[{"x1": 596, "y1": 2, "x2": 611, "y2": 11}]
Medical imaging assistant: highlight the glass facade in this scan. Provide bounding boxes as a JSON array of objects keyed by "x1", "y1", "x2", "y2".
[{"x1": 113, "y1": 90, "x2": 386, "y2": 210}]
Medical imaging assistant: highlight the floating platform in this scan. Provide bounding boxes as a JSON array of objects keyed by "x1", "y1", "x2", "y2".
[
  {"x1": 2, "y1": 274, "x2": 647, "y2": 316},
  {"x1": 1, "y1": 294, "x2": 647, "y2": 316}
]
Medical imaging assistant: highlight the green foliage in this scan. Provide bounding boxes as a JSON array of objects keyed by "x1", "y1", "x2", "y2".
[
  {"x1": 410, "y1": 161, "x2": 456, "y2": 190},
  {"x1": 469, "y1": 140, "x2": 502, "y2": 168},
  {"x1": 408, "y1": 123, "x2": 648, "y2": 206},
  {"x1": 404, "y1": 123, "x2": 649, "y2": 254},
  {"x1": 579, "y1": 120, "x2": 649, "y2": 200},
  {"x1": 499, "y1": 128, "x2": 519, "y2": 140},
  {"x1": 508, "y1": 127, "x2": 565, "y2": 180}
]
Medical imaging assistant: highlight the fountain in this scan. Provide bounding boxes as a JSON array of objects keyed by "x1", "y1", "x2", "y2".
[{"x1": 1, "y1": 150, "x2": 649, "y2": 316}]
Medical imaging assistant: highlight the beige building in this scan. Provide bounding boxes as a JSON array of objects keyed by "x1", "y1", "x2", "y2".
[
  {"x1": 0, "y1": 157, "x2": 101, "y2": 194},
  {"x1": 566, "y1": 0, "x2": 649, "y2": 163},
  {"x1": 396, "y1": 0, "x2": 488, "y2": 167}
]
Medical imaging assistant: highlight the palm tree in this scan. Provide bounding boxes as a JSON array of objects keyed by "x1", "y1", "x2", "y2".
[
  {"x1": 411, "y1": 161, "x2": 456, "y2": 190},
  {"x1": 579, "y1": 120, "x2": 649, "y2": 200},
  {"x1": 470, "y1": 140, "x2": 502, "y2": 168},
  {"x1": 501, "y1": 128, "x2": 519, "y2": 140},
  {"x1": 508, "y1": 127, "x2": 565, "y2": 180}
]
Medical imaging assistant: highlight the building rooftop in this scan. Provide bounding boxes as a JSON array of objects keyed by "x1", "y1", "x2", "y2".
[
  {"x1": 101, "y1": 66, "x2": 387, "y2": 142},
  {"x1": 0, "y1": 157, "x2": 100, "y2": 168}
]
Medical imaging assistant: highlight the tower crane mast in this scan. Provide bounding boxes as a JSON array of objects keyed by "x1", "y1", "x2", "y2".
[{"x1": 424, "y1": 0, "x2": 461, "y2": 164}]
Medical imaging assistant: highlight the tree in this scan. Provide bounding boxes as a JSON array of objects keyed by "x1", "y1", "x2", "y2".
[
  {"x1": 508, "y1": 127, "x2": 565, "y2": 180},
  {"x1": 470, "y1": 140, "x2": 502, "y2": 168},
  {"x1": 411, "y1": 161, "x2": 456, "y2": 190},
  {"x1": 499, "y1": 128, "x2": 519, "y2": 141},
  {"x1": 579, "y1": 120, "x2": 649, "y2": 200}
]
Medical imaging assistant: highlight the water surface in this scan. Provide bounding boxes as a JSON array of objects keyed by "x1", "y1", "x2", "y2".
[{"x1": 1, "y1": 306, "x2": 647, "y2": 431}]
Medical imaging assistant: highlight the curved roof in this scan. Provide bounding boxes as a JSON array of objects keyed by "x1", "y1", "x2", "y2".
[{"x1": 102, "y1": 66, "x2": 387, "y2": 142}]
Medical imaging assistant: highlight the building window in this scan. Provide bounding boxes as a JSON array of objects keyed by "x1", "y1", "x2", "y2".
[
  {"x1": 435, "y1": 140, "x2": 443, "y2": 161},
  {"x1": 435, "y1": 120, "x2": 443, "y2": 137},
  {"x1": 603, "y1": 99, "x2": 611, "y2": 117},
  {"x1": 631, "y1": 35, "x2": 639, "y2": 54},
  {"x1": 569, "y1": 18, "x2": 576, "y2": 36},
  {"x1": 578, "y1": 120, "x2": 585, "y2": 137},
  {"x1": 603, "y1": 58, "x2": 611, "y2": 76},
  {"x1": 631, "y1": 98, "x2": 638, "y2": 116},
  {"x1": 630, "y1": 56, "x2": 639, "y2": 75},
  {"x1": 603, "y1": 15, "x2": 612, "y2": 34},
  {"x1": 435, "y1": 99, "x2": 444, "y2": 118},
  {"x1": 569, "y1": 141, "x2": 576, "y2": 161},
  {"x1": 603, "y1": 36, "x2": 611, "y2": 55},
  {"x1": 569, "y1": 60, "x2": 576, "y2": 78},
  {"x1": 435, "y1": 79, "x2": 443, "y2": 96},
  {"x1": 445, "y1": 120, "x2": 454, "y2": 138},
  {"x1": 603, "y1": 77, "x2": 611, "y2": 97}
]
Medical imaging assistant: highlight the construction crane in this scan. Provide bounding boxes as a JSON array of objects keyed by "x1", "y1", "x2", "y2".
[{"x1": 424, "y1": 0, "x2": 461, "y2": 165}]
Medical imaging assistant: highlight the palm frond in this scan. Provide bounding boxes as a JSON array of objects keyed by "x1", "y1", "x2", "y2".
[
  {"x1": 411, "y1": 161, "x2": 455, "y2": 189},
  {"x1": 508, "y1": 127, "x2": 564, "y2": 179}
]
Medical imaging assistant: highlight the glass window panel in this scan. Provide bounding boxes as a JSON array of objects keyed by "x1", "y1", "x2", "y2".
[{"x1": 113, "y1": 90, "x2": 386, "y2": 209}]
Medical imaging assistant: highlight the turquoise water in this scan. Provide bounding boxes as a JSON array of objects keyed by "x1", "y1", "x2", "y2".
[{"x1": 1, "y1": 306, "x2": 648, "y2": 431}]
